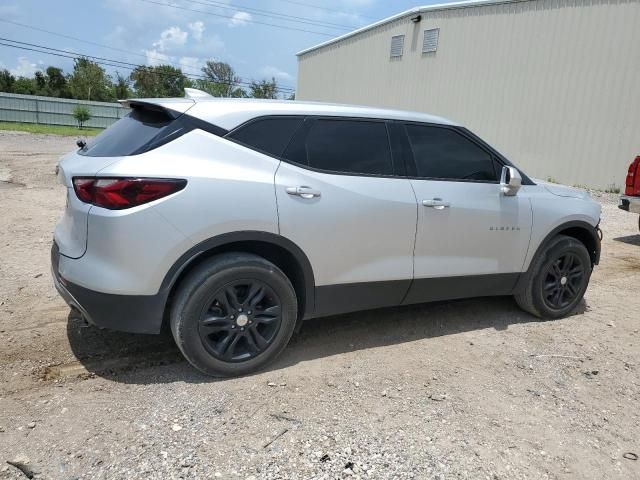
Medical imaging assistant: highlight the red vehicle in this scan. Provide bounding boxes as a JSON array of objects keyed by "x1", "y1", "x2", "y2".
[{"x1": 620, "y1": 156, "x2": 640, "y2": 231}]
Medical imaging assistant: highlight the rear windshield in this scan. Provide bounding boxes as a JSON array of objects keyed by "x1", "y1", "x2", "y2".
[{"x1": 79, "y1": 107, "x2": 175, "y2": 157}]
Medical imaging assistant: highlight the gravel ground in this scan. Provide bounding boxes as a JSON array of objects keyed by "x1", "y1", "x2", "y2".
[{"x1": 0, "y1": 130, "x2": 639, "y2": 479}]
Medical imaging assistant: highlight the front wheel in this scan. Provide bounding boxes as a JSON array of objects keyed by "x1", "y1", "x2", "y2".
[
  {"x1": 170, "y1": 253, "x2": 298, "y2": 377},
  {"x1": 515, "y1": 235, "x2": 592, "y2": 319}
]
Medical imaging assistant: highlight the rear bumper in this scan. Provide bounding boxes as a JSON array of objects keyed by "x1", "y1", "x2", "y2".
[
  {"x1": 51, "y1": 243, "x2": 166, "y2": 334},
  {"x1": 619, "y1": 195, "x2": 640, "y2": 214}
]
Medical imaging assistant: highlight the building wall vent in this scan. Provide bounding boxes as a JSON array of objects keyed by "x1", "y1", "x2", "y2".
[
  {"x1": 423, "y1": 28, "x2": 440, "y2": 53},
  {"x1": 390, "y1": 35, "x2": 405, "y2": 58}
]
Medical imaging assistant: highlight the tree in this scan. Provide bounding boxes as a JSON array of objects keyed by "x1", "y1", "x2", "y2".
[
  {"x1": 34, "y1": 71, "x2": 47, "y2": 94},
  {"x1": 131, "y1": 65, "x2": 189, "y2": 98},
  {"x1": 72, "y1": 105, "x2": 91, "y2": 129},
  {"x1": 0, "y1": 69, "x2": 15, "y2": 93},
  {"x1": 12, "y1": 77, "x2": 36, "y2": 95},
  {"x1": 195, "y1": 78, "x2": 247, "y2": 97},
  {"x1": 112, "y1": 72, "x2": 132, "y2": 99},
  {"x1": 45, "y1": 66, "x2": 69, "y2": 98},
  {"x1": 231, "y1": 87, "x2": 249, "y2": 98},
  {"x1": 68, "y1": 58, "x2": 113, "y2": 101},
  {"x1": 249, "y1": 77, "x2": 279, "y2": 99},
  {"x1": 199, "y1": 60, "x2": 245, "y2": 97}
]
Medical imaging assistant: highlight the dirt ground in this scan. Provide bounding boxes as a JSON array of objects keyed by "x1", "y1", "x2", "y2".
[{"x1": 0, "y1": 130, "x2": 639, "y2": 480}]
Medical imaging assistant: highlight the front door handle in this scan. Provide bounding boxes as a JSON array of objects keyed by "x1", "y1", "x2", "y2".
[
  {"x1": 286, "y1": 186, "x2": 321, "y2": 199},
  {"x1": 422, "y1": 198, "x2": 450, "y2": 209}
]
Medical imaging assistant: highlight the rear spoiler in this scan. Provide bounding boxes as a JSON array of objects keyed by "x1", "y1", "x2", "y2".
[
  {"x1": 118, "y1": 89, "x2": 211, "y2": 112},
  {"x1": 118, "y1": 97, "x2": 196, "y2": 118}
]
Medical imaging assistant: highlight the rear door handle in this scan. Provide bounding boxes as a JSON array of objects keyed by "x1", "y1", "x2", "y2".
[
  {"x1": 422, "y1": 198, "x2": 450, "y2": 209},
  {"x1": 286, "y1": 186, "x2": 321, "y2": 199}
]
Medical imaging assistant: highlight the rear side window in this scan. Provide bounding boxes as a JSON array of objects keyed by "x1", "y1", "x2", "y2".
[
  {"x1": 227, "y1": 116, "x2": 304, "y2": 157},
  {"x1": 405, "y1": 124, "x2": 497, "y2": 181},
  {"x1": 286, "y1": 119, "x2": 393, "y2": 175},
  {"x1": 80, "y1": 107, "x2": 174, "y2": 157}
]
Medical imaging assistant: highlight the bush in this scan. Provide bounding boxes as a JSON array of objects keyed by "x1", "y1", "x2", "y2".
[{"x1": 72, "y1": 105, "x2": 91, "y2": 129}]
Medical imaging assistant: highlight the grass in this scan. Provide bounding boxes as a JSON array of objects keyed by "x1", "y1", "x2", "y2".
[{"x1": 0, "y1": 122, "x2": 102, "y2": 137}]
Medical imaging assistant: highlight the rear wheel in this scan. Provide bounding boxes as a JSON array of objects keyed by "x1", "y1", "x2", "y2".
[
  {"x1": 515, "y1": 235, "x2": 592, "y2": 319},
  {"x1": 170, "y1": 253, "x2": 298, "y2": 377}
]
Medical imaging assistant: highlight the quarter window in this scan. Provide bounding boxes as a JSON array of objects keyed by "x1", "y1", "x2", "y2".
[
  {"x1": 288, "y1": 119, "x2": 394, "y2": 176},
  {"x1": 227, "y1": 116, "x2": 304, "y2": 157},
  {"x1": 404, "y1": 125, "x2": 497, "y2": 181}
]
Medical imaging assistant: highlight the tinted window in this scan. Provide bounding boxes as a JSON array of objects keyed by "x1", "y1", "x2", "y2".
[
  {"x1": 80, "y1": 107, "x2": 174, "y2": 157},
  {"x1": 405, "y1": 125, "x2": 497, "y2": 181},
  {"x1": 228, "y1": 117, "x2": 304, "y2": 157},
  {"x1": 289, "y1": 119, "x2": 393, "y2": 175}
]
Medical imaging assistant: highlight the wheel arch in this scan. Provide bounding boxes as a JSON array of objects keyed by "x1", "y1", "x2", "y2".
[
  {"x1": 159, "y1": 231, "x2": 316, "y2": 326},
  {"x1": 514, "y1": 220, "x2": 600, "y2": 294}
]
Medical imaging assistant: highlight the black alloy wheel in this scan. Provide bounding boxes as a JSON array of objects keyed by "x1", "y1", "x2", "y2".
[
  {"x1": 514, "y1": 234, "x2": 592, "y2": 319},
  {"x1": 542, "y1": 252, "x2": 586, "y2": 310},
  {"x1": 170, "y1": 252, "x2": 298, "y2": 377},
  {"x1": 199, "y1": 280, "x2": 282, "y2": 362}
]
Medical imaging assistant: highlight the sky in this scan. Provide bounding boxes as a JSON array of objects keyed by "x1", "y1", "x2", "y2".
[{"x1": 0, "y1": 0, "x2": 458, "y2": 93}]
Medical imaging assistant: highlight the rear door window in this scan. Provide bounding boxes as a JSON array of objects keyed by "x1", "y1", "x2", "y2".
[
  {"x1": 285, "y1": 118, "x2": 394, "y2": 176},
  {"x1": 80, "y1": 107, "x2": 176, "y2": 157},
  {"x1": 226, "y1": 116, "x2": 304, "y2": 157}
]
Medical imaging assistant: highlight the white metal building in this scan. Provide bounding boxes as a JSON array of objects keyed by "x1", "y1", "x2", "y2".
[{"x1": 296, "y1": 0, "x2": 640, "y2": 189}]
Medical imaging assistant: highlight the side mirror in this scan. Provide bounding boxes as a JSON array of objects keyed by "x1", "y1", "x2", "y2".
[{"x1": 500, "y1": 165, "x2": 522, "y2": 196}]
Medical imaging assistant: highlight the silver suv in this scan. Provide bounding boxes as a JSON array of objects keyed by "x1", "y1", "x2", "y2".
[{"x1": 52, "y1": 92, "x2": 602, "y2": 377}]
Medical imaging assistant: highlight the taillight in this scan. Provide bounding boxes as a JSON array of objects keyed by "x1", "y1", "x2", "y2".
[
  {"x1": 72, "y1": 177, "x2": 187, "y2": 210},
  {"x1": 626, "y1": 156, "x2": 640, "y2": 196}
]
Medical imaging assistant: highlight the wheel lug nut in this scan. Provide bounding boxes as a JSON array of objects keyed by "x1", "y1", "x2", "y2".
[
  {"x1": 240, "y1": 327, "x2": 245, "y2": 331},
  {"x1": 248, "y1": 311, "x2": 252, "y2": 315},
  {"x1": 231, "y1": 325, "x2": 235, "y2": 329},
  {"x1": 238, "y1": 308, "x2": 243, "y2": 312}
]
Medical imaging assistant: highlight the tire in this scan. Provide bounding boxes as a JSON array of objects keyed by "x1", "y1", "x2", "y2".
[
  {"x1": 170, "y1": 253, "x2": 298, "y2": 377},
  {"x1": 515, "y1": 235, "x2": 592, "y2": 319}
]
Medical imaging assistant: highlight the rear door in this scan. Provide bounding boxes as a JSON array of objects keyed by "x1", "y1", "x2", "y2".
[
  {"x1": 398, "y1": 123, "x2": 532, "y2": 303},
  {"x1": 275, "y1": 117, "x2": 417, "y2": 316}
]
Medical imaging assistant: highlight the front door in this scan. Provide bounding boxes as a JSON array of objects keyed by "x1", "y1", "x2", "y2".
[{"x1": 399, "y1": 123, "x2": 532, "y2": 304}]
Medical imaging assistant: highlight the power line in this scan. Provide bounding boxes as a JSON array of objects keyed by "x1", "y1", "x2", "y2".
[
  {"x1": 0, "y1": 18, "x2": 210, "y2": 76},
  {"x1": 0, "y1": 37, "x2": 295, "y2": 92},
  {"x1": 0, "y1": 20, "x2": 297, "y2": 91},
  {"x1": 0, "y1": 41, "x2": 136, "y2": 73},
  {"x1": 270, "y1": 0, "x2": 378, "y2": 21},
  {"x1": 136, "y1": 0, "x2": 337, "y2": 37},
  {"x1": 0, "y1": 40, "x2": 295, "y2": 95},
  {"x1": 0, "y1": 40, "x2": 296, "y2": 94},
  {"x1": 185, "y1": 0, "x2": 357, "y2": 30},
  {"x1": 0, "y1": 38, "x2": 154, "y2": 72}
]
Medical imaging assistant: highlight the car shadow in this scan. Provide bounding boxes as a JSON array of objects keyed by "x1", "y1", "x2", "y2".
[
  {"x1": 613, "y1": 234, "x2": 640, "y2": 246},
  {"x1": 65, "y1": 296, "x2": 587, "y2": 385}
]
